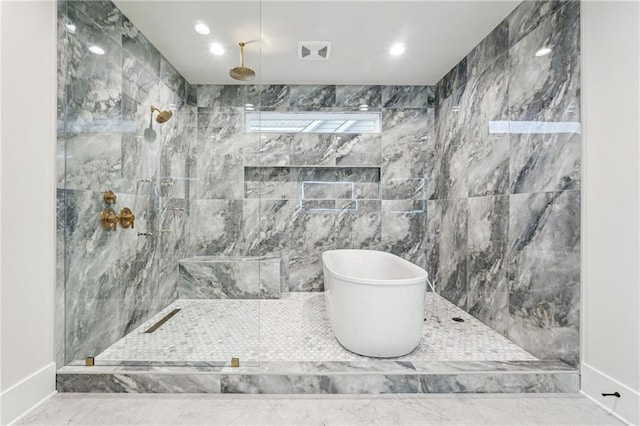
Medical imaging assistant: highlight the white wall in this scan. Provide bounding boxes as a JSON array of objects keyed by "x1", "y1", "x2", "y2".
[
  {"x1": 582, "y1": 1, "x2": 640, "y2": 425},
  {"x1": 0, "y1": 1, "x2": 57, "y2": 424}
]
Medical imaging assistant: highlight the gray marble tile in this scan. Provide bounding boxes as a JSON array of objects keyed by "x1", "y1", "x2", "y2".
[
  {"x1": 507, "y1": 0, "x2": 570, "y2": 48},
  {"x1": 383, "y1": 86, "x2": 435, "y2": 109},
  {"x1": 427, "y1": 199, "x2": 468, "y2": 309},
  {"x1": 122, "y1": 50, "x2": 157, "y2": 106},
  {"x1": 157, "y1": 197, "x2": 189, "y2": 304},
  {"x1": 465, "y1": 55, "x2": 510, "y2": 197},
  {"x1": 160, "y1": 57, "x2": 187, "y2": 101},
  {"x1": 159, "y1": 106, "x2": 196, "y2": 199},
  {"x1": 510, "y1": 131, "x2": 581, "y2": 194},
  {"x1": 56, "y1": 189, "x2": 67, "y2": 367},
  {"x1": 57, "y1": 373, "x2": 222, "y2": 393},
  {"x1": 410, "y1": 360, "x2": 574, "y2": 374},
  {"x1": 436, "y1": 58, "x2": 467, "y2": 103},
  {"x1": 188, "y1": 199, "x2": 243, "y2": 256},
  {"x1": 195, "y1": 107, "x2": 257, "y2": 199},
  {"x1": 197, "y1": 85, "x2": 245, "y2": 107},
  {"x1": 221, "y1": 375, "x2": 330, "y2": 394},
  {"x1": 290, "y1": 202, "x2": 337, "y2": 255},
  {"x1": 289, "y1": 85, "x2": 336, "y2": 110},
  {"x1": 178, "y1": 257, "x2": 281, "y2": 299},
  {"x1": 245, "y1": 133, "x2": 292, "y2": 166},
  {"x1": 154, "y1": 374, "x2": 222, "y2": 393},
  {"x1": 466, "y1": 21, "x2": 508, "y2": 81},
  {"x1": 420, "y1": 372, "x2": 579, "y2": 393},
  {"x1": 64, "y1": 131, "x2": 124, "y2": 193},
  {"x1": 334, "y1": 133, "x2": 382, "y2": 167},
  {"x1": 381, "y1": 200, "x2": 427, "y2": 268},
  {"x1": 433, "y1": 88, "x2": 468, "y2": 200},
  {"x1": 242, "y1": 199, "x2": 294, "y2": 256},
  {"x1": 466, "y1": 195, "x2": 509, "y2": 334},
  {"x1": 335, "y1": 200, "x2": 382, "y2": 250},
  {"x1": 65, "y1": 17, "x2": 122, "y2": 133},
  {"x1": 381, "y1": 109, "x2": 430, "y2": 200},
  {"x1": 508, "y1": 2, "x2": 580, "y2": 123},
  {"x1": 335, "y1": 167, "x2": 381, "y2": 200},
  {"x1": 122, "y1": 16, "x2": 161, "y2": 77},
  {"x1": 244, "y1": 166, "x2": 299, "y2": 200},
  {"x1": 288, "y1": 254, "x2": 325, "y2": 292},
  {"x1": 57, "y1": 373, "x2": 156, "y2": 393},
  {"x1": 185, "y1": 83, "x2": 198, "y2": 107},
  {"x1": 335, "y1": 85, "x2": 382, "y2": 109},
  {"x1": 64, "y1": 190, "x2": 159, "y2": 362},
  {"x1": 290, "y1": 134, "x2": 336, "y2": 166},
  {"x1": 507, "y1": 191, "x2": 580, "y2": 366},
  {"x1": 328, "y1": 375, "x2": 420, "y2": 394},
  {"x1": 68, "y1": 0, "x2": 122, "y2": 45},
  {"x1": 508, "y1": 191, "x2": 580, "y2": 254},
  {"x1": 248, "y1": 84, "x2": 291, "y2": 110}
]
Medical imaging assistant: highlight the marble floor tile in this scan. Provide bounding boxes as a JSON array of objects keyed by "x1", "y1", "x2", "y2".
[
  {"x1": 16, "y1": 393, "x2": 623, "y2": 425},
  {"x1": 93, "y1": 293, "x2": 535, "y2": 364}
]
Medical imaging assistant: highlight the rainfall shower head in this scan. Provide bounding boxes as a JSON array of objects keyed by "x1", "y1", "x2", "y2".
[
  {"x1": 151, "y1": 106, "x2": 173, "y2": 123},
  {"x1": 229, "y1": 42, "x2": 255, "y2": 81}
]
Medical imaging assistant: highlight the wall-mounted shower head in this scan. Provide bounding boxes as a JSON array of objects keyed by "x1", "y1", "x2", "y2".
[{"x1": 151, "y1": 106, "x2": 173, "y2": 123}]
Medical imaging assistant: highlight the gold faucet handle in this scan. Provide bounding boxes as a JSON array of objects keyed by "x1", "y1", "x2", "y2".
[
  {"x1": 100, "y1": 207, "x2": 118, "y2": 231},
  {"x1": 103, "y1": 190, "x2": 117, "y2": 205},
  {"x1": 118, "y1": 207, "x2": 135, "y2": 229}
]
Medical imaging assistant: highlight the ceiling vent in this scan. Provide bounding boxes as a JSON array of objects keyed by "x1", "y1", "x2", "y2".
[{"x1": 298, "y1": 41, "x2": 332, "y2": 61}]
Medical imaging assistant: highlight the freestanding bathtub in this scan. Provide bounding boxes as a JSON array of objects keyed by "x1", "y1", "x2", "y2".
[{"x1": 322, "y1": 249, "x2": 428, "y2": 358}]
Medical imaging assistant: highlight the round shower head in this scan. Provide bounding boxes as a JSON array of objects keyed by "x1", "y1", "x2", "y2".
[
  {"x1": 229, "y1": 66, "x2": 256, "y2": 81},
  {"x1": 230, "y1": 42, "x2": 255, "y2": 81},
  {"x1": 155, "y1": 110, "x2": 173, "y2": 123},
  {"x1": 150, "y1": 106, "x2": 173, "y2": 123}
]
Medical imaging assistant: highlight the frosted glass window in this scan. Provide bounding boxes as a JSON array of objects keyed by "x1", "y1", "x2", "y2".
[{"x1": 244, "y1": 112, "x2": 381, "y2": 134}]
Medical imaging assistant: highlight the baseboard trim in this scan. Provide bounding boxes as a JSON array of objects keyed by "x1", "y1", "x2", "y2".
[
  {"x1": 581, "y1": 362, "x2": 640, "y2": 425},
  {"x1": 1, "y1": 362, "x2": 56, "y2": 425}
]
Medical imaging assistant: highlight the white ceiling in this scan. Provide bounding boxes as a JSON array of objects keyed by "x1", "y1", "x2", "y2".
[{"x1": 113, "y1": 1, "x2": 520, "y2": 86}]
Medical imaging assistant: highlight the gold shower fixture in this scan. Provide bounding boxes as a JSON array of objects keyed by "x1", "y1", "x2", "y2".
[
  {"x1": 229, "y1": 42, "x2": 256, "y2": 81},
  {"x1": 150, "y1": 105, "x2": 173, "y2": 123}
]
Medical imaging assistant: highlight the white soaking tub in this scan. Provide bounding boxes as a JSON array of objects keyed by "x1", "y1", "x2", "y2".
[{"x1": 322, "y1": 249, "x2": 428, "y2": 357}]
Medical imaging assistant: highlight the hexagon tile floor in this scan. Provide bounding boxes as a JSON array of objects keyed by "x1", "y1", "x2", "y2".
[{"x1": 96, "y1": 292, "x2": 537, "y2": 363}]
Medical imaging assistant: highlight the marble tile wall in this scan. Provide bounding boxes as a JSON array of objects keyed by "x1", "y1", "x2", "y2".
[
  {"x1": 190, "y1": 85, "x2": 435, "y2": 291},
  {"x1": 57, "y1": 0, "x2": 196, "y2": 364},
  {"x1": 431, "y1": 0, "x2": 581, "y2": 366}
]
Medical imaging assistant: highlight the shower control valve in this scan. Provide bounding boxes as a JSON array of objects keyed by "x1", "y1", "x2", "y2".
[
  {"x1": 100, "y1": 207, "x2": 118, "y2": 231},
  {"x1": 118, "y1": 207, "x2": 135, "y2": 229}
]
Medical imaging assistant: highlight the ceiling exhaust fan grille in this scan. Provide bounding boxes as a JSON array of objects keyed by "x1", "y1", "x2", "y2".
[{"x1": 298, "y1": 41, "x2": 332, "y2": 61}]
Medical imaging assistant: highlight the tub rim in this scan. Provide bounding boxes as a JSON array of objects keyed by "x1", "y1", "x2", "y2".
[{"x1": 322, "y1": 249, "x2": 428, "y2": 286}]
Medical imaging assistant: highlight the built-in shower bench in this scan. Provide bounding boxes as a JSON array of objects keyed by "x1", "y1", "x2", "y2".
[{"x1": 178, "y1": 256, "x2": 288, "y2": 299}]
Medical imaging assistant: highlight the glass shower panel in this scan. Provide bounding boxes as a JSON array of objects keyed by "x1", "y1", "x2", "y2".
[{"x1": 59, "y1": 0, "x2": 262, "y2": 367}]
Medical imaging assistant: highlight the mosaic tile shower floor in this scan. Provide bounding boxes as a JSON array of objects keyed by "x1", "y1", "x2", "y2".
[{"x1": 96, "y1": 293, "x2": 537, "y2": 363}]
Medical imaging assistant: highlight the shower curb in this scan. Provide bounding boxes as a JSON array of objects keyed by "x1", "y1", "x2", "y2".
[{"x1": 56, "y1": 361, "x2": 579, "y2": 394}]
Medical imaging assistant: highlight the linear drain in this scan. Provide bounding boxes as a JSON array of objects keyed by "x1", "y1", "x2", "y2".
[{"x1": 144, "y1": 308, "x2": 180, "y2": 333}]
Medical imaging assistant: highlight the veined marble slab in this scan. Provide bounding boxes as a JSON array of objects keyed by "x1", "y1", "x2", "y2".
[
  {"x1": 56, "y1": 360, "x2": 578, "y2": 394},
  {"x1": 178, "y1": 256, "x2": 284, "y2": 299}
]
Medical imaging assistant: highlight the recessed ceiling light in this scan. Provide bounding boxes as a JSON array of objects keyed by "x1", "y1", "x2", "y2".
[
  {"x1": 209, "y1": 42, "x2": 225, "y2": 55},
  {"x1": 66, "y1": 23, "x2": 76, "y2": 33},
  {"x1": 194, "y1": 23, "x2": 210, "y2": 35},
  {"x1": 535, "y1": 47, "x2": 552, "y2": 57},
  {"x1": 390, "y1": 43, "x2": 405, "y2": 56},
  {"x1": 88, "y1": 45, "x2": 105, "y2": 55}
]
